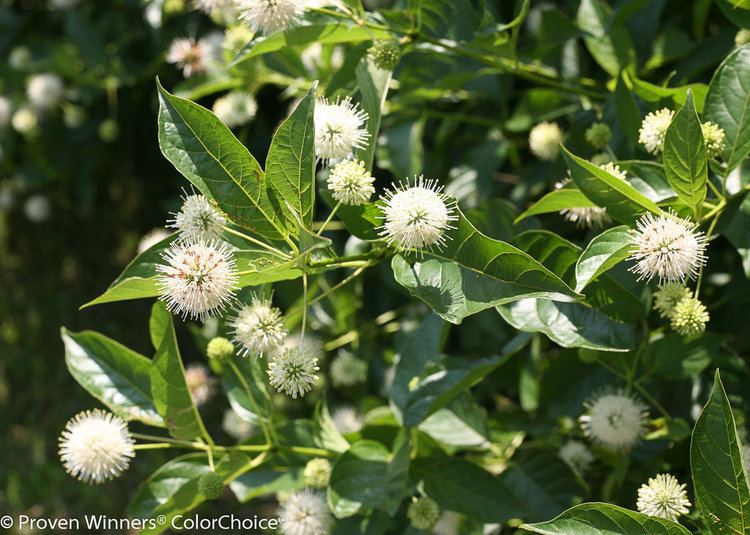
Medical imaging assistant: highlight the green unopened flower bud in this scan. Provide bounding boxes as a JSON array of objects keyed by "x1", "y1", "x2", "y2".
[
  {"x1": 98, "y1": 119, "x2": 119, "y2": 142},
  {"x1": 653, "y1": 283, "x2": 691, "y2": 319},
  {"x1": 207, "y1": 337, "x2": 235, "y2": 360},
  {"x1": 701, "y1": 121, "x2": 726, "y2": 158},
  {"x1": 585, "y1": 122, "x2": 612, "y2": 149},
  {"x1": 407, "y1": 496, "x2": 440, "y2": 530},
  {"x1": 303, "y1": 458, "x2": 332, "y2": 488},
  {"x1": 369, "y1": 40, "x2": 401, "y2": 71},
  {"x1": 736, "y1": 29, "x2": 750, "y2": 47},
  {"x1": 197, "y1": 472, "x2": 224, "y2": 499},
  {"x1": 670, "y1": 296, "x2": 709, "y2": 336}
]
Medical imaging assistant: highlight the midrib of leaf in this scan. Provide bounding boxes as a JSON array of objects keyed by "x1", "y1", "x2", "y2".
[{"x1": 268, "y1": 111, "x2": 312, "y2": 222}]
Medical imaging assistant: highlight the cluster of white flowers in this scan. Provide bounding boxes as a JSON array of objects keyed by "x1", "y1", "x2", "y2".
[
  {"x1": 238, "y1": 0, "x2": 305, "y2": 34},
  {"x1": 580, "y1": 388, "x2": 648, "y2": 450},
  {"x1": 277, "y1": 489, "x2": 332, "y2": 535},
  {"x1": 332, "y1": 406, "x2": 362, "y2": 434},
  {"x1": 327, "y1": 159, "x2": 375, "y2": 206},
  {"x1": 636, "y1": 473, "x2": 691, "y2": 521},
  {"x1": 314, "y1": 96, "x2": 370, "y2": 163},
  {"x1": 230, "y1": 295, "x2": 287, "y2": 357},
  {"x1": 268, "y1": 347, "x2": 320, "y2": 398},
  {"x1": 58, "y1": 409, "x2": 134, "y2": 484},
  {"x1": 27, "y1": 73, "x2": 64, "y2": 110},
  {"x1": 168, "y1": 193, "x2": 226, "y2": 242},
  {"x1": 167, "y1": 37, "x2": 211, "y2": 77},
  {"x1": 212, "y1": 91, "x2": 258, "y2": 129},
  {"x1": 529, "y1": 122, "x2": 563, "y2": 161},
  {"x1": 638, "y1": 108, "x2": 674, "y2": 155}
]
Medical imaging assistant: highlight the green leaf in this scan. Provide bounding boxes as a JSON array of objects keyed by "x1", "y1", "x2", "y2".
[
  {"x1": 562, "y1": 147, "x2": 662, "y2": 224},
  {"x1": 577, "y1": 0, "x2": 635, "y2": 76},
  {"x1": 355, "y1": 56, "x2": 392, "y2": 170},
  {"x1": 157, "y1": 80, "x2": 287, "y2": 241},
  {"x1": 515, "y1": 189, "x2": 597, "y2": 223},
  {"x1": 418, "y1": 395, "x2": 492, "y2": 449},
  {"x1": 149, "y1": 303, "x2": 209, "y2": 441},
  {"x1": 723, "y1": 192, "x2": 750, "y2": 276},
  {"x1": 391, "y1": 208, "x2": 580, "y2": 324},
  {"x1": 644, "y1": 333, "x2": 717, "y2": 380},
  {"x1": 232, "y1": 23, "x2": 389, "y2": 65},
  {"x1": 313, "y1": 400, "x2": 350, "y2": 453},
  {"x1": 704, "y1": 45, "x2": 750, "y2": 171},
  {"x1": 574, "y1": 226, "x2": 632, "y2": 292},
  {"x1": 265, "y1": 83, "x2": 316, "y2": 228},
  {"x1": 229, "y1": 457, "x2": 304, "y2": 502},
  {"x1": 663, "y1": 90, "x2": 708, "y2": 218},
  {"x1": 412, "y1": 457, "x2": 522, "y2": 523},
  {"x1": 320, "y1": 191, "x2": 382, "y2": 240},
  {"x1": 629, "y1": 74, "x2": 708, "y2": 111},
  {"x1": 329, "y1": 437, "x2": 410, "y2": 518},
  {"x1": 619, "y1": 161, "x2": 675, "y2": 203},
  {"x1": 690, "y1": 371, "x2": 750, "y2": 535},
  {"x1": 402, "y1": 354, "x2": 508, "y2": 426},
  {"x1": 61, "y1": 328, "x2": 163, "y2": 427},
  {"x1": 521, "y1": 503, "x2": 692, "y2": 534},
  {"x1": 221, "y1": 357, "x2": 271, "y2": 425},
  {"x1": 614, "y1": 74, "x2": 641, "y2": 147}
]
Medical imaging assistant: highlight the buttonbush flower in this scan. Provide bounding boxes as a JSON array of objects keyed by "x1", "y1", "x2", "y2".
[
  {"x1": 12, "y1": 106, "x2": 38, "y2": 133},
  {"x1": 212, "y1": 91, "x2": 258, "y2": 129},
  {"x1": 207, "y1": 336, "x2": 235, "y2": 360},
  {"x1": 168, "y1": 193, "x2": 226, "y2": 242},
  {"x1": 701, "y1": 121, "x2": 726, "y2": 158},
  {"x1": 327, "y1": 159, "x2": 375, "y2": 206},
  {"x1": 27, "y1": 73, "x2": 64, "y2": 110},
  {"x1": 585, "y1": 122, "x2": 612, "y2": 149},
  {"x1": 222, "y1": 409, "x2": 255, "y2": 441},
  {"x1": 559, "y1": 440, "x2": 595, "y2": 474},
  {"x1": 314, "y1": 96, "x2": 370, "y2": 163},
  {"x1": 529, "y1": 121, "x2": 563, "y2": 161},
  {"x1": 156, "y1": 240, "x2": 238, "y2": 321},
  {"x1": 238, "y1": 0, "x2": 304, "y2": 34},
  {"x1": 378, "y1": 177, "x2": 458, "y2": 253},
  {"x1": 369, "y1": 40, "x2": 401, "y2": 70},
  {"x1": 638, "y1": 108, "x2": 674, "y2": 155},
  {"x1": 223, "y1": 24, "x2": 254, "y2": 52},
  {"x1": 653, "y1": 283, "x2": 692, "y2": 318},
  {"x1": 636, "y1": 473, "x2": 691, "y2": 521},
  {"x1": 58, "y1": 409, "x2": 134, "y2": 484},
  {"x1": 185, "y1": 363, "x2": 215, "y2": 406},
  {"x1": 303, "y1": 458, "x2": 332, "y2": 488},
  {"x1": 332, "y1": 406, "x2": 362, "y2": 434},
  {"x1": 268, "y1": 347, "x2": 319, "y2": 398},
  {"x1": 278, "y1": 489, "x2": 332, "y2": 535},
  {"x1": 230, "y1": 296, "x2": 287, "y2": 357},
  {"x1": 330, "y1": 351, "x2": 367, "y2": 388},
  {"x1": 629, "y1": 211, "x2": 707, "y2": 284},
  {"x1": 407, "y1": 497, "x2": 440, "y2": 530},
  {"x1": 670, "y1": 296, "x2": 709, "y2": 336},
  {"x1": 580, "y1": 388, "x2": 648, "y2": 450},
  {"x1": 167, "y1": 37, "x2": 209, "y2": 77},
  {"x1": 599, "y1": 162, "x2": 628, "y2": 182},
  {"x1": 195, "y1": 0, "x2": 233, "y2": 13}
]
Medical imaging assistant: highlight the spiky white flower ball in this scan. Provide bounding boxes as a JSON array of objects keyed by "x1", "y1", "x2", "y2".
[
  {"x1": 636, "y1": 473, "x2": 691, "y2": 521},
  {"x1": 268, "y1": 347, "x2": 319, "y2": 398},
  {"x1": 639, "y1": 108, "x2": 674, "y2": 155},
  {"x1": 230, "y1": 296, "x2": 287, "y2": 357},
  {"x1": 629, "y1": 211, "x2": 707, "y2": 284},
  {"x1": 195, "y1": 0, "x2": 233, "y2": 13},
  {"x1": 222, "y1": 409, "x2": 255, "y2": 441},
  {"x1": 167, "y1": 37, "x2": 208, "y2": 77},
  {"x1": 529, "y1": 121, "x2": 563, "y2": 161},
  {"x1": 212, "y1": 92, "x2": 258, "y2": 129},
  {"x1": 701, "y1": 121, "x2": 726, "y2": 158},
  {"x1": 331, "y1": 406, "x2": 362, "y2": 434},
  {"x1": 168, "y1": 193, "x2": 226, "y2": 242},
  {"x1": 278, "y1": 489, "x2": 332, "y2": 535},
  {"x1": 559, "y1": 440, "x2": 595, "y2": 473},
  {"x1": 238, "y1": 0, "x2": 304, "y2": 34},
  {"x1": 58, "y1": 409, "x2": 135, "y2": 484},
  {"x1": 327, "y1": 159, "x2": 375, "y2": 206},
  {"x1": 580, "y1": 388, "x2": 648, "y2": 450},
  {"x1": 653, "y1": 283, "x2": 692, "y2": 319},
  {"x1": 185, "y1": 364, "x2": 215, "y2": 406},
  {"x1": 379, "y1": 177, "x2": 458, "y2": 253},
  {"x1": 156, "y1": 240, "x2": 238, "y2": 321},
  {"x1": 12, "y1": 106, "x2": 38, "y2": 133},
  {"x1": 407, "y1": 497, "x2": 441, "y2": 530},
  {"x1": 330, "y1": 351, "x2": 367, "y2": 388},
  {"x1": 137, "y1": 228, "x2": 171, "y2": 254},
  {"x1": 23, "y1": 194, "x2": 51, "y2": 223},
  {"x1": 670, "y1": 296, "x2": 709, "y2": 336},
  {"x1": 303, "y1": 458, "x2": 332, "y2": 488},
  {"x1": 223, "y1": 25, "x2": 254, "y2": 52},
  {"x1": 314, "y1": 96, "x2": 370, "y2": 163},
  {"x1": 0, "y1": 96, "x2": 12, "y2": 128},
  {"x1": 27, "y1": 73, "x2": 64, "y2": 110},
  {"x1": 554, "y1": 179, "x2": 609, "y2": 228}
]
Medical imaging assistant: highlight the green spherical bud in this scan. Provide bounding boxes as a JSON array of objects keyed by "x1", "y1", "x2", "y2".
[
  {"x1": 63, "y1": 105, "x2": 86, "y2": 129},
  {"x1": 207, "y1": 337, "x2": 235, "y2": 360},
  {"x1": 197, "y1": 472, "x2": 225, "y2": 500},
  {"x1": 98, "y1": 119, "x2": 119, "y2": 142},
  {"x1": 701, "y1": 121, "x2": 726, "y2": 159},
  {"x1": 369, "y1": 40, "x2": 401, "y2": 71},
  {"x1": 736, "y1": 29, "x2": 750, "y2": 47},
  {"x1": 670, "y1": 296, "x2": 709, "y2": 336},
  {"x1": 303, "y1": 458, "x2": 332, "y2": 488},
  {"x1": 585, "y1": 122, "x2": 612, "y2": 149},
  {"x1": 590, "y1": 152, "x2": 612, "y2": 166},
  {"x1": 407, "y1": 497, "x2": 440, "y2": 530},
  {"x1": 653, "y1": 283, "x2": 691, "y2": 319}
]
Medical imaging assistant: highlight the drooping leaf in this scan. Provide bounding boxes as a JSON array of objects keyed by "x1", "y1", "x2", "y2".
[
  {"x1": 574, "y1": 226, "x2": 633, "y2": 292},
  {"x1": 663, "y1": 90, "x2": 708, "y2": 218},
  {"x1": 690, "y1": 371, "x2": 750, "y2": 535},
  {"x1": 521, "y1": 502, "x2": 692, "y2": 534},
  {"x1": 61, "y1": 328, "x2": 163, "y2": 427},
  {"x1": 577, "y1": 0, "x2": 635, "y2": 76}
]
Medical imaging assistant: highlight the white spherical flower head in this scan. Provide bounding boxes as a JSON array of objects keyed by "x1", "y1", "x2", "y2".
[
  {"x1": 185, "y1": 364, "x2": 215, "y2": 406},
  {"x1": 332, "y1": 406, "x2": 362, "y2": 434},
  {"x1": 639, "y1": 108, "x2": 674, "y2": 155},
  {"x1": 12, "y1": 106, "x2": 38, "y2": 133},
  {"x1": 636, "y1": 473, "x2": 691, "y2": 521},
  {"x1": 701, "y1": 121, "x2": 726, "y2": 158},
  {"x1": 600, "y1": 162, "x2": 629, "y2": 183},
  {"x1": 327, "y1": 159, "x2": 375, "y2": 206},
  {"x1": 59, "y1": 409, "x2": 135, "y2": 484},
  {"x1": 278, "y1": 489, "x2": 332, "y2": 535},
  {"x1": 379, "y1": 177, "x2": 458, "y2": 253},
  {"x1": 559, "y1": 440, "x2": 595, "y2": 474},
  {"x1": 529, "y1": 121, "x2": 563, "y2": 161},
  {"x1": 27, "y1": 73, "x2": 64, "y2": 110},
  {"x1": 167, "y1": 37, "x2": 208, "y2": 77},
  {"x1": 156, "y1": 240, "x2": 238, "y2": 321},
  {"x1": 580, "y1": 388, "x2": 648, "y2": 450},
  {"x1": 238, "y1": 0, "x2": 304, "y2": 34},
  {"x1": 168, "y1": 193, "x2": 226, "y2": 242},
  {"x1": 555, "y1": 179, "x2": 609, "y2": 228},
  {"x1": 314, "y1": 96, "x2": 370, "y2": 163},
  {"x1": 230, "y1": 296, "x2": 287, "y2": 357},
  {"x1": 629, "y1": 211, "x2": 707, "y2": 284},
  {"x1": 212, "y1": 92, "x2": 258, "y2": 129},
  {"x1": 268, "y1": 347, "x2": 319, "y2": 398}
]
